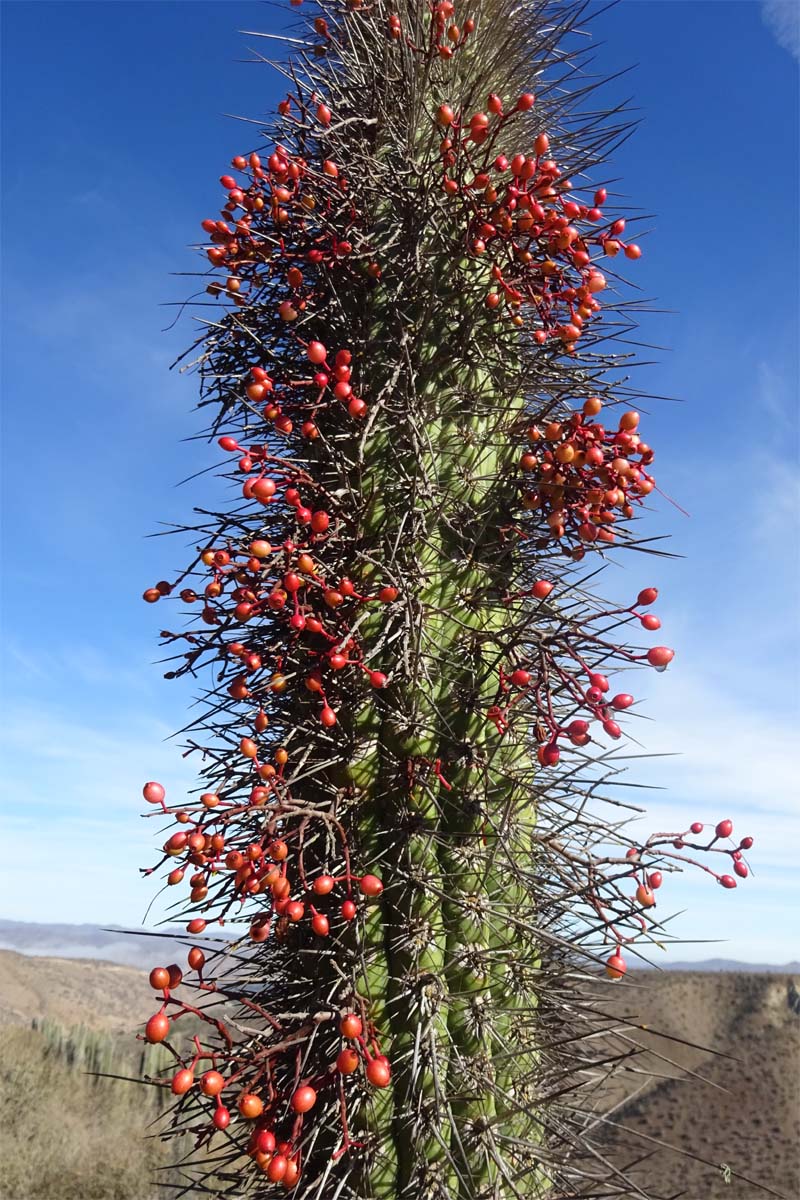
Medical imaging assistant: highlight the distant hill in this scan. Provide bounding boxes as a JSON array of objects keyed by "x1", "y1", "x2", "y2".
[
  {"x1": 1, "y1": 918, "x2": 796, "y2": 974},
  {"x1": 639, "y1": 956, "x2": 800, "y2": 973},
  {"x1": 0, "y1": 948, "x2": 153, "y2": 1031},
  {"x1": 0, "y1": 952, "x2": 209, "y2": 1199},
  {"x1": 0, "y1": 918, "x2": 221, "y2": 970}
]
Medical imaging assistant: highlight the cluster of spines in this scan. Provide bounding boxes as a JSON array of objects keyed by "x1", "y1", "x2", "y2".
[{"x1": 133, "y1": 3, "x2": 752, "y2": 1197}]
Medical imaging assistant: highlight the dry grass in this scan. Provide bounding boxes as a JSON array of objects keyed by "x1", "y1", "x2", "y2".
[
  {"x1": 0, "y1": 1022, "x2": 175, "y2": 1200},
  {"x1": 0, "y1": 952, "x2": 241, "y2": 1200}
]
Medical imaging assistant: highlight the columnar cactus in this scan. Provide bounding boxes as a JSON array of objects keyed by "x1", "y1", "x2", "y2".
[{"x1": 137, "y1": 2, "x2": 753, "y2": 1196}]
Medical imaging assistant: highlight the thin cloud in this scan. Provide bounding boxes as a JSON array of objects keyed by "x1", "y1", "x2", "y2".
[
  {"x1": 762, "y1": 0, "x2": 800, "y2": 59},
  {"x1": 640, "y1": 666, "x2": 797, "y2": 813}
]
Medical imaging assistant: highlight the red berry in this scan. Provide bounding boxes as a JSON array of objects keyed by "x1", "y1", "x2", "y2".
[
  {"x1": 145, "y1": 1012, "x2": 170, "y2": 1043},
  {"x1": 719, "y1": 875, "x2": 737, "y2": 889},
  {"x1": 341, "y1": 899, "x2": 357, "y2": 920},
  {"x1": 267, "y1": 1156, "x2": 288, "y2": 1183},
  {"x1": 531, "y1": 580, "x2": 553, "y2": 600},
  {"x1": 690, "y1": 822, "x2": 704, "y2": 834},
  {"x1": 636, "y1": 587, "x2": 658, "y2": 606},
  {"x1": 647, "y1": 646, "x2": 674, "y2": 669},
  {"x1": 239, "y1": 1093, "x2": 265, "y2": 1120},
  {"x1": 142, "y1": 781, "x2": 166, "y2": 805},
  {"x1": 340, "y1": 1013, "x2": 363, "y2": 1039},
  {"x1": 252, "y1": 477, "x2": 276, "y2": 503},
  {"x1": 715, "y1": 819, "x2": 734, "y2": 839},
  {"x1": 171, "y1": 1068, "x2": 194, "y2": 1095},
  {"x1": 283, "y1": 1161, "x2": 300, "y2": 1187},
  {"x1": 187, "y1": 947, "x2": 205, "y2": 971},
  {"x1": 733, "y1": 860, "x2": 749, "y2": 878},
  {"x1": 290, "y1": 1086, "x2": 317, "y2": 1114},
  {"x1": 201, "y1": 1071, "x2": 225, "y2": 1097},
  {"x1": 538, "y1": 743, "x2": 560, "y2": 767},
  {"x1": 360, "y1": 874, "x2": 383, "y2": 897},
  {"x1": 366, "y1": 1057, "x2": 392, "y2": 1088},
  {"x1": 255, "y1": 1130, "x2": 276, "y2": 1154},
  {"x1": 213, "y1": 1106, "x2": 231, "y2": 1130},
  {"x1": 605, "y1": 953, "x2": 626, "y2": 980},
  {"x1": 337, "y1": 1048, "x2": 360, "y2": 1074}
]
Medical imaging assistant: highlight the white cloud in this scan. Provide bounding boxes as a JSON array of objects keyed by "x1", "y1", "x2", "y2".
[
  {"x1": 639, "y1": 667, "x2": 797, "y2": 815},
  {"x1": 762, "y1": 0, "x2": 800, "y2": 58},
  {"x1": 0, "y1": 704, "x2": 179, "y2": 792},
  {"x1": 0, "y1": 700, "x2": 197, "y2": 925},
  {"x1": 1, "y1": 813, "x2": 174, "y2": 927},
  {"x1": 756, "y1": 360, "x2": 794, "y2": 428}
]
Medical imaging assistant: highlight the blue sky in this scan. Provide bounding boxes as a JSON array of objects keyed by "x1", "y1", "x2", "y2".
[{"x1": 1, "y1": 1, "x2": 798, "y2": 962}]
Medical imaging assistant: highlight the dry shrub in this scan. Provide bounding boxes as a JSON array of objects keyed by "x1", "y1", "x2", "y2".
[{"x1": 0, "y1": 1022, "x2": 176, "y2": 1200}]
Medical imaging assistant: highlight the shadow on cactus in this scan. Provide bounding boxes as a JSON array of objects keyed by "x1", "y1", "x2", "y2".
[{"x1": 135, "y1": 1, "x2": 754, "y2": 1196}]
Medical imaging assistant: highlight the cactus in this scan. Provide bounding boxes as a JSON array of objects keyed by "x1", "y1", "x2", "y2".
[
  {"x1": 34, "y1": 1018, "x2": 169, "y2": 1095},
  {"x1": 136, "y1": 1, "x2": 754, "y2": 1196}
]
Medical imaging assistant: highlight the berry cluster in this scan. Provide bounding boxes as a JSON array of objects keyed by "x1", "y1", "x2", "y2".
[
  {"x1": 603, "y1": 818, "x2": 754, "y2": 978},
  {"x1": 434, "y1": 96, "x2": 642, "y2": 343},
  {"x1": 142, "y1": 929, "x2": 394, "y2": 1185},
  {"x1": 517, "y1": 400, "x2": 655, "y2": 551},
  {"x1": 491, "y1": 583, "x2": 673, "y2": 765}
]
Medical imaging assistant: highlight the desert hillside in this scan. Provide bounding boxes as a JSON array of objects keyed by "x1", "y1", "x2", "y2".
[
  {"x1": 587, "y1": 970, "x2": 800, "y2": 1200},
  {"x1": 0, "y1": 950, "x2": 797, "y2": 1199},
  {"x1": 0, "y1": 951, "x2": 178, "y2": 1200},
  {"x1": 0, "y1": 948, "x2": 155, "y2": 1032}
]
